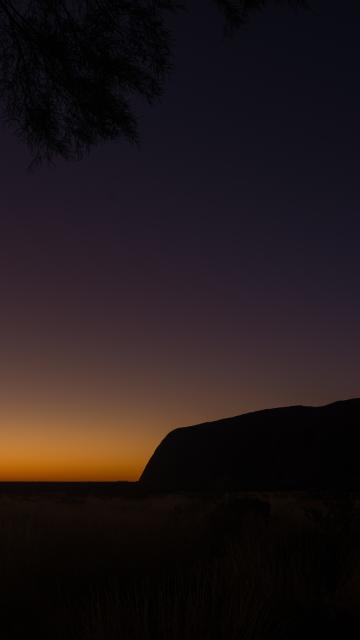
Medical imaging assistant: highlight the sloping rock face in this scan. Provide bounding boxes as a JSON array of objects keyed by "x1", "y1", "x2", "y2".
[{"x1": 140, "y1": 399, "x2": 360, "y2": 491}]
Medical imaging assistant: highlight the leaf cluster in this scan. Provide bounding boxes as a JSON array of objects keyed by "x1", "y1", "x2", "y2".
[
  {"x1": 0, "y1": 0, "x2": 309, "y2": 164},
  {"x1": 0, "y1": 0, "x2": 178, "y2": 165}
]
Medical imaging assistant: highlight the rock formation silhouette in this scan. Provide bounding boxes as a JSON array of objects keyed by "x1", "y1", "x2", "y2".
[{"x1": 140, "y1": 399, "x2": 360, "y2": 491}]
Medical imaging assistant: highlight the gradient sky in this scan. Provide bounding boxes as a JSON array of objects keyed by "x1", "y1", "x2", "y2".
[{"x1": 0, "y1": 0, "x2": 359, "y2": 480}]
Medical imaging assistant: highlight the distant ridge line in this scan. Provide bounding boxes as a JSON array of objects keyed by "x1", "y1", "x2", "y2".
[{"x1": 140, "y1": 398, "x2": 360, "y2": 491}]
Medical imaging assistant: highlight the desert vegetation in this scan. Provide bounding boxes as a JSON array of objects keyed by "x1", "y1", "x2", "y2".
[{"x1": 1, "y1": 489, "x2": 360, "y2": 639}]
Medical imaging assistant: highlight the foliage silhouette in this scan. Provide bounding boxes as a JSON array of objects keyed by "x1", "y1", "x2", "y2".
[
  {"x1": 214, "y1": 0, "x2": 308, "y2": 30},
  {"x1": 0, "y1": 0, "x2": 308, "y2": 165}
]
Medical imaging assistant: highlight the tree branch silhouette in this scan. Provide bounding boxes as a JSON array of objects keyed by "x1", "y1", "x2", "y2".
[{"x1": 0, "y1": 0, "x2": 308, "y2": 166}]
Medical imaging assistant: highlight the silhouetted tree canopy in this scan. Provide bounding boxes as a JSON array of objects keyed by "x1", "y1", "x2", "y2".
[
  {"x1": 0, "y1": 0, "x2": 308, "y2": 165},
  {"x1": 214, "y1": 0, "x2": 307, "y2": 28}
]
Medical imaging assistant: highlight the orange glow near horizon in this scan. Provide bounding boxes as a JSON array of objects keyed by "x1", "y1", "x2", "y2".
[
  {"x1": 1, "y1": 1, "x2": 360, "y2": 482},
  {"x1": 0, "y1": 326, "x2": 357, "y2": 482},
  {"x1": 0, "y1": 385, "x2": 353, "y2": 481},
  {"x1": 0, "y1": 408, "x2": 160, "y2": 481},
  {"x1": 0, "y1": 447, "x2": 146, "y2": 481},
  {"x1": 0, "y1": 436, "x2": 145, "y2": 481}
]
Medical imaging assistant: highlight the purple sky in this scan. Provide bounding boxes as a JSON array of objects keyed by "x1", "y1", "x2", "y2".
[{"x1": 0, "y1": 0, "x2": 359, "y2": 479}]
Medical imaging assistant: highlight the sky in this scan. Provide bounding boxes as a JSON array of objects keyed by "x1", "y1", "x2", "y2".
[{"x1": 0, "y1": 0, "x2": 359, "y2": 480}]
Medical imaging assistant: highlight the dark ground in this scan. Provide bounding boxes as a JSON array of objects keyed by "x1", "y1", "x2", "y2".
[{"x1": 1, "y1": 483, "x2": 360, "y2": 639}]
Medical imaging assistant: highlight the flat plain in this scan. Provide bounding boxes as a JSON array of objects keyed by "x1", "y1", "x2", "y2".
[{"x1": 1, "y1": 484, "x2": 360, "y2": 639}]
